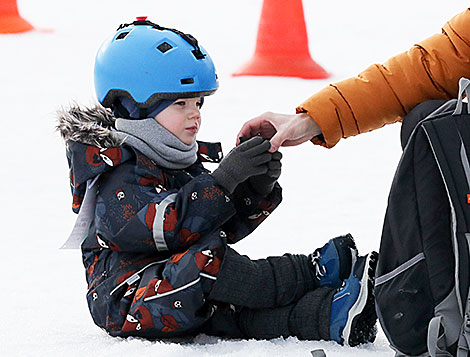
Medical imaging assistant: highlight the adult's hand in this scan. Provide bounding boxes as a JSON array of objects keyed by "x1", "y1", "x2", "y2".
[{"x1": 237, "y1": 112, "x2": 322, "y2": 152}]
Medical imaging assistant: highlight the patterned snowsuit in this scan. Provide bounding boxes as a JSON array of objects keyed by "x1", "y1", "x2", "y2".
[
  {"x1": 60, "y1": 105, "x2": 283, "y2": 337},
  {"x1": 59, "y1": 105, "x2": 335, "y2": 340}
]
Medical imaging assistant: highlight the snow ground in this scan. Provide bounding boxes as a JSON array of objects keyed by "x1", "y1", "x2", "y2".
[{"x1": 1, "y1": 0, "x2": 468, "y2": 355}]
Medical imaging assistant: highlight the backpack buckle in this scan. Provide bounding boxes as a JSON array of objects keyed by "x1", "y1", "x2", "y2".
[
  {"x1": 465, "y1": 315, "x2": 470, "y2": 331},
  {"x1": 465, "y1": 298, "x2": 470, "y2": 332}
]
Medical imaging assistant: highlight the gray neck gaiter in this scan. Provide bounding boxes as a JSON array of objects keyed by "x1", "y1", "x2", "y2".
[{"x1": 113, "y1": 118, "x2": 198, "y2": 169}]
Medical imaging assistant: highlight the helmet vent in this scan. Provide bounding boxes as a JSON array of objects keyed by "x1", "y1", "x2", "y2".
[
  {"x1": 157, "y1": 42, "x2": 173, "y2": 53},
  {"x1": 180, "y1": 78, "x2": 194, "y2": 85},
  {"x1": 116, "y1": 31, "x2": 130, "y2": 40}
]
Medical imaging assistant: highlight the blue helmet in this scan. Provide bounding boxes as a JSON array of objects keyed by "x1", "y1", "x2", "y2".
[{"x1": 94, "y1": 17, "x2": 218, "y2": 110}]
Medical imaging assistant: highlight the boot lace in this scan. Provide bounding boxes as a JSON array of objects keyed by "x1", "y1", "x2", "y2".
[{"x1": 311, "y1": 250, "x2": 327, "y2": 279}]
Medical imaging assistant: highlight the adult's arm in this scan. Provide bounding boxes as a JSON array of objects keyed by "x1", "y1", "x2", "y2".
[{"x1": 298, "y1": 9, "x2": 470, "y2": 148}]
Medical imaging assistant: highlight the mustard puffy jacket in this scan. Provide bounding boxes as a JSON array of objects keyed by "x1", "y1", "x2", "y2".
[{"x1": 297, "y1": 8, "x2": 470, "y2": 148}]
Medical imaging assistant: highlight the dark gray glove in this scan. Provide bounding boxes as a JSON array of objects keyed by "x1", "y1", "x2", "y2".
[
  {"x1": 211, "y1": 136, "x2": 272, "y2": 194},
  {"x1": 248, "y1": 151, "x2": 282, "y2": 196}
]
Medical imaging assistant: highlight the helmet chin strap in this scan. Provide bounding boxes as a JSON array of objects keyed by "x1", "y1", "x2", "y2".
[
  {"x1": 112, "y1": 99, "x2": 130, "y2": 119},
  {"x1": 117, "y1": 18, "x2": 206, "y2": 60}
]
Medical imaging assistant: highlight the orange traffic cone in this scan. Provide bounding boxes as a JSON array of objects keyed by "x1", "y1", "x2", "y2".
[
  {"x1": 0, "y1": 0, "x2": 34, "y2": 34},
  {"x1": 233, "y1": 0, "x2": 329, "y2": 79}
]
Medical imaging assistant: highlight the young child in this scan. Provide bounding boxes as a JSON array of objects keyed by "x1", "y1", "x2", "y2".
[{"x1": 58, "y1": 18, "x2": 378, "y2": 346}]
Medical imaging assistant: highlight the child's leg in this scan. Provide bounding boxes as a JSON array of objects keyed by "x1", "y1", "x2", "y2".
[
  {"x1": 238, "y1": 288, "x2": 334, "y2": 340},
  {"x1": 204, "y1": 287, "x2": 334, "y2": 341},
  {"x1": 208, "y1": 234, "x2": 357, "y2": 309},
  {"x1": 208, "y1": 247, "x2": 316, "y2": 309},
  {"x1": 204, "y1": 252, "x2": 378, "y2": 346}
]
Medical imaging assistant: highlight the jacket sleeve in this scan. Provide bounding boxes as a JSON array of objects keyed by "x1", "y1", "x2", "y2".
[
  {"x1": 94, "y1": 165, "x2": 236, "y2": 254},
  {"x1": 220, "y1": 181, "x2": 282, "y2": 244},
  {"x1": 297, "y1": 8, "x2": 470, "y2": 148}
]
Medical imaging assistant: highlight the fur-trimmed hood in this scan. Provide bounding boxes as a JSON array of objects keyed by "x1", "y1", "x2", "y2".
[
  {"x1": 57, "y1": 104, "x2": 135, "y2": 214},
  {"x1": 56, "y1": 103, "x2": 122, "y2": 148}
]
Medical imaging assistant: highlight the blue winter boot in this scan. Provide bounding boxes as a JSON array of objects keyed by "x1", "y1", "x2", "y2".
[
  {"x1": 310, "y1": 234, "x2": 358, "y2": 288},
  {"x1": 329, "y1": 251, "x2": 378, "y2": 346}
]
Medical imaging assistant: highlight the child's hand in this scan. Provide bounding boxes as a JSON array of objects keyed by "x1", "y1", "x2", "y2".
[
  {"x1": 248, "y1": 151, "x2": 282, "y2": 196},
  {"x1": 211, "y1": 136, "x2": 272, "y2": 194}
]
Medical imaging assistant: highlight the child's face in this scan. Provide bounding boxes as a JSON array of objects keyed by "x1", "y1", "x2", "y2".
[{"x1": 154, "y1": 97, "x2": 202, "y2": 145}]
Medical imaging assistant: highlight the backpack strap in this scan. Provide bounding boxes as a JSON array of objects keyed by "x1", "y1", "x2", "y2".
[
  {"x1": 457, "y1": 292, "x2": 470, "y2": 357},
  {"x1": 453, "y1": 77, "x2": 470, "y2": 116},
  {"x1": 428, "y1": 316, "x2": 453, "y2": 356},
  {"x1": 457, "y1": 235, "x2": 470, "y2": 357}
]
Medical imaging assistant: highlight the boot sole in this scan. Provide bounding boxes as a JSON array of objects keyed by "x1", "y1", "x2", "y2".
[{"x1": 342, "y1": 251, "x2": 379, "y2": 347}]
